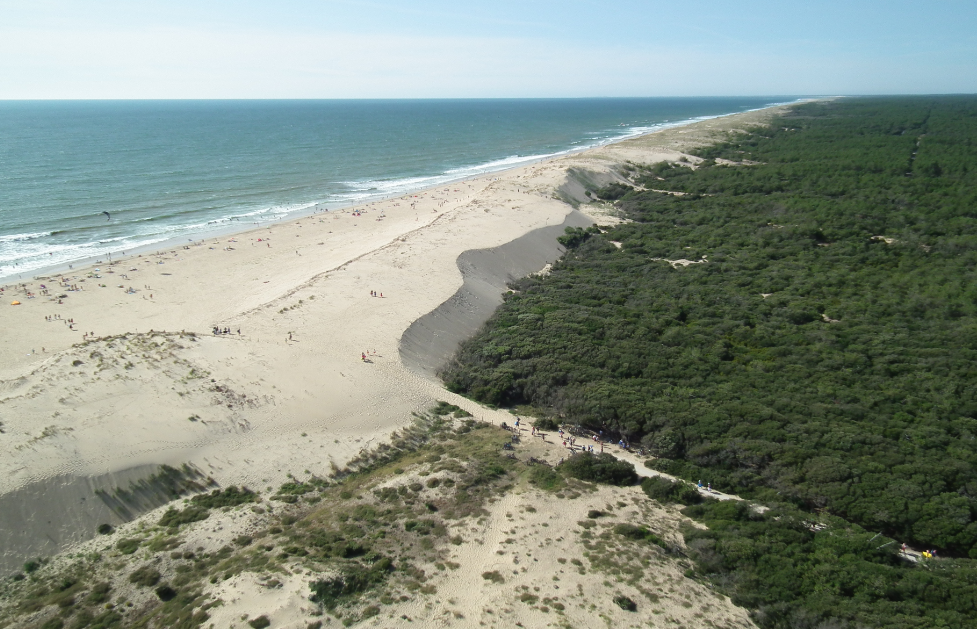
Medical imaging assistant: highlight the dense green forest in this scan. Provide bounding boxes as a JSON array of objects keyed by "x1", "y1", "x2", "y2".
[
  {"x1": 679, "y1": 498, "x2": 977, "y2": 629},
  {"x1": 443, "y1": 97, "x2": 977, "y2": 561}
]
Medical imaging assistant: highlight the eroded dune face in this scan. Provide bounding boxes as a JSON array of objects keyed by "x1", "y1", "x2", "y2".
[
  {"x1": 399, "y1": 209, "x2": 594, "y2": 377},
  {"x1": 0, "y1": 105, "x2": 791, "y2": 575}
]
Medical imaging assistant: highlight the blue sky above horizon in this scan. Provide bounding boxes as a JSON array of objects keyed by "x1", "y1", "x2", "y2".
[{"x1": 0, "y1": 0, "x2": 974, "y2": 98}]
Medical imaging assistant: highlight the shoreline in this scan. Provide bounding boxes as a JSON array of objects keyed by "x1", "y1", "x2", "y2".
[
  {"x1": 0, "y1": 100, "x2": 802, "y2": 574},
  {"x1": 1, "y1": 99, "x2": 806, "y2": 285}
]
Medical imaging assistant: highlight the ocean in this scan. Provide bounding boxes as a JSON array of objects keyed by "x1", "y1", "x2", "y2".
[{"x1": 0, "y1": 98, "x2": 791, "y2": 280}]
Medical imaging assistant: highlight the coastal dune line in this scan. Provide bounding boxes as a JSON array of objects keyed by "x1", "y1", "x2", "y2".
[{"x1": 0, "y1": 103, "x2": 794, "y2": 577}]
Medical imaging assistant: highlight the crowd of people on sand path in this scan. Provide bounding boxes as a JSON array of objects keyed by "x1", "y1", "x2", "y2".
[
  {"x1": 508, "y1": 418, "x2": 614, "y2": 455},
  {"x1": 507, "y1": 418, "x2": 734, "y2": 495},
  {"x1": 212, "y1": 326, "x2": 241, "y2": 336},
  {"x1": 369, "y1": 290, "x2": 384, "y2": 298}
]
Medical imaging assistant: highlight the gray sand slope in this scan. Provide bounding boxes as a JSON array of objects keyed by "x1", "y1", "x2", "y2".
[
  {"x1": 0, "y1": 465, "x2": 214, "y2": 575},
  {"x1": 399, "y1": 210, "x2": 593, "y2": 377}
]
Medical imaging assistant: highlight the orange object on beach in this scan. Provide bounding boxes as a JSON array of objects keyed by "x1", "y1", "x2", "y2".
[{"x1": 11, "y1": 301, "x2": 21, "y2": 305}]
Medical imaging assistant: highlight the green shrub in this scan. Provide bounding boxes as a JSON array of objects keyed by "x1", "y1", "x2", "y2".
[
  {"x1": 613, "y1": 523, "x2": 666, "y2": 548},
  {"x1": 23, "y1": 558, "x2": 44, "y2": 573},
  {"x1": 96, "y1": 523, "x2": 114, "y2": 535},
  {"x1": 595, "y1": 182, "x2": 634, "y2": 200},
  {"x1": 528, "y1": 465, "x2": 564, "y2": 490},
  {"x1": 86, "y1": 582, "x2": 111, "y2": 604},
  {"x1": 115, "y1": 538, "x2": 141, "y2": 555},
  {"x1": 155, "y1": 585, "x2": 177, "y2": 602},
  {"x1": 481, "y1": 571, "x2": 504, "y2": 584},
  {"x1": 613, "y1": 595, "x2": 637, "y2": 611},
  {"x1": 362, "y1": 605, "x2": 380, "y2": 619},
  {"x1": 190, "y1": 486, "x2": 258, "y2": 508},
  {"x1": 404, "y1": 519, "x2": 436, "y2": 535},
  {"x1": 641, "y1": 476, "x2": 703, "y2": 505},
  {"x1": 557, "y1": 453, "x2": 637, "y2": 486},
  {"x1": 309, "y1": 557, "x2": 394, "y2": 609},
  {"x1": 248, "y1": 616, "x2": 271, "y2": 629},
  {"x1": 158, "y1": 505, "x2": 209, "y2": 528},
  {"x1": 532, "y1": 417, "x2": 559, "y2": 431},
  {"x1": 129, "y1": 565, "x2": 161, "y2": 587},
  {"x1": 431, "y1": 401, "x2": 471, "y2": 417}
]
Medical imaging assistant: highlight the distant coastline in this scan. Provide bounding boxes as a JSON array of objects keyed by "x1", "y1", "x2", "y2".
[{"x1": 0, "y1": 98, "x2": 802, "y2": 284}]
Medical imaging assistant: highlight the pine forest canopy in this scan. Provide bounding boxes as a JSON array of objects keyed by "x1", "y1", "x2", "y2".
[{"x1": 443, "y1": 96, "x2": 977, "y2": 558}]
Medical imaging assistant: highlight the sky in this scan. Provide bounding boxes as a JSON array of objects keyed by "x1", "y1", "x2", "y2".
[{"x1": 0, "y1": 0, "x2": 975, "y2": 99}]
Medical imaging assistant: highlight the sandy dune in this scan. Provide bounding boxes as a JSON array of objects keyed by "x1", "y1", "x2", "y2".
[{"x1": 0, "y1": 104, "x2": 793, "y2": 575}]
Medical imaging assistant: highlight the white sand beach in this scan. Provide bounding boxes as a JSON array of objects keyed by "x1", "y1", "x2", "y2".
[{"x1": 0, "y1": 104, "x2": 793, "y2": 578}]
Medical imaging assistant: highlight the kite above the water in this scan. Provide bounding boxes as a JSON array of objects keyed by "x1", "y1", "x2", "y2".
[{"x1": 102, "y1": 211, "x2": 111, "y2": 220}]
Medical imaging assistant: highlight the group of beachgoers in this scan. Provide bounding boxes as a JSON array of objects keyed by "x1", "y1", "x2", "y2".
[
  {"x1": 505, "y1": 418, "x2": 611, "y2": 455},
  {"x1": 212, "y1": 326, "x2": 240, "y2": 336},
  {"x1": 44, "y1": 314, "x2": 83, "y2": 332},
  {"x1": 49, "y1": 314, "x2": 90, "y2": 336},
  {"x1": 361, "y1": 349, "x2": 378, "y2": 361}
]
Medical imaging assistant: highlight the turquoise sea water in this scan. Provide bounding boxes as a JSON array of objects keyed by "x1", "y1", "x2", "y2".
[{"x1": 0, "y1": 98, "x2": 791, "y2": 280}]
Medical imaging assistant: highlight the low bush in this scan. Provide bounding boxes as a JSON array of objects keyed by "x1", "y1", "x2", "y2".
[
  {"x1": 613, "y1": 595, "x2": 637, "y2": 611},
  {"x1": 557, "y1": 453, "x2": 637, "y2": 486},
  {"x1": 532, "y1": 417, "x2": 559, "y2": 431},
  {"x1": 641, "y1": 476, "x2": 703, "y2": 505},
  {"x1": 23, "y1": 558, "x2": 44, "y2": 573},
  {"x1": 528, "y1": 465, "x2": 563, "y2": 490},
  {"x1": 481, "y1": 571, "x2": 504, "y2": 584},
  {"x1": 595, "y1": 182, "x2": 634, "y2": 200},
  {"x1": 155, "y1": 585, "x2": 177, "y2": 602},
  {"x1": 158, "y1": 505, "x2": 209, "y2": 528},
  {"x1": 129, "y1": 565, "x2": 161, "y2": 587},
  {"x1": 613, "y1": 523, "x2": 666, "y2": 548},
  {"x1": 86, "y1": 582, "x2": 111, "y2": 604},
  {"x1": 115, "y1": 538, "x2": 141, "y2": 555},
  {"x1": 309, "y1": 556, "x2": 394, "y2": 609},
  {"x1": 431, "y1": 401, "x2": 472, "y2": 418},
  {"x1": 190, "y1": 486, "x2": 258, "y2": 509},
  {"x1": 248, "y1": 616, "x2": 271, "y2": 629}
]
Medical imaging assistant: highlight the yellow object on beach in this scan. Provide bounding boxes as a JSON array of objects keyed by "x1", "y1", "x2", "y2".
[{"x1": 11, "y1": 301, "x2": 21, "y2": 305}]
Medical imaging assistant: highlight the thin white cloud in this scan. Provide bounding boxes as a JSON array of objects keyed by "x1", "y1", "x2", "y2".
[{"x1": 0, "y1": 24, "x2": 973, "y2": 98}]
